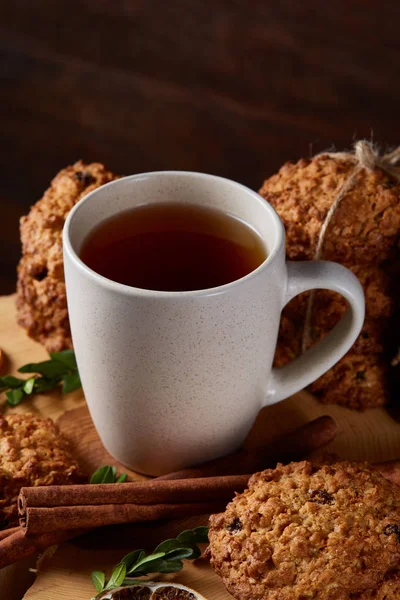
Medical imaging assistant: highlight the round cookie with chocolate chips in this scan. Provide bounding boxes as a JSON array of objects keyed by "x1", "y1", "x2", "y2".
[{"x1": 208, "y1": 460, "x2": 400, "y2": 600}]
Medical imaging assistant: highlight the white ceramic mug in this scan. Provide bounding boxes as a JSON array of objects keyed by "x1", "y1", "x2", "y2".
[{"x1": 63, "y1": 172, "x2": 364, "y2": 475}]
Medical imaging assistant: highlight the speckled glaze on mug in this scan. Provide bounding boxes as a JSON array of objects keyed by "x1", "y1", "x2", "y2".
[{"x1": 63, "y1": 172, "x2": 365, "y2": 475}]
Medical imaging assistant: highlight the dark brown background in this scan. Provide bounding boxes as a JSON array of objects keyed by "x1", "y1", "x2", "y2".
[{"x1": 1, "y1": 0, "x2": 399, "y2": 294}]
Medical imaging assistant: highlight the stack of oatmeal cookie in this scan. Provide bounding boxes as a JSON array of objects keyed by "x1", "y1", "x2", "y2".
[{"x1": 260, "y1": 153, "x2": 400, "y2": 409}]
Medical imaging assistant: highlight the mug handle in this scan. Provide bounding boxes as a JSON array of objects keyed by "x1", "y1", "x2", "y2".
[{"x1": 266, "y1": 260, "x2": 365, "y2": 404}]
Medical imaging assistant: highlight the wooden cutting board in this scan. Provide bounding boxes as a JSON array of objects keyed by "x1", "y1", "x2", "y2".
[{"x1": 2, "y1": 293, "x2": 400, "y2": 600}]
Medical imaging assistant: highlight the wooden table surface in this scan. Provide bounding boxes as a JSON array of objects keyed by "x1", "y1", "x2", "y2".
[{"x1": 1, "y1": 292, "x2": 400, "y2": 599}]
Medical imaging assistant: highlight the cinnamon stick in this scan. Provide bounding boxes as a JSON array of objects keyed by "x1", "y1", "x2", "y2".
[
  {"x1": 21, "y1": 500, "x2": 226, "y2": 536},
  {"x1": 19, "y1": 475, "x2": 249, "y2": 536},
  {"x1": 0, "y1": 527, "x2": 86, "y2": 569},
  {"x1": 159, "y1": 415, "x2": 337, "y2": 480},
  {"x1": 0, "y1": 526, "x2": 19, "y2": 541},
  {"x1": 19, "y1": 474, "x2": 249, "y2": 509}
]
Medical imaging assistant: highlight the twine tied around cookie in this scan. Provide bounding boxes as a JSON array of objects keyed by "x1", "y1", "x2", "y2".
[{"x1": 301, "y1": 140, "x2": 400, "y2": 354}]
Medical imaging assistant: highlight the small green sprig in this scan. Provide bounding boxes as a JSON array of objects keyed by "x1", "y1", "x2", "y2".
[
  {"x1": 90, "y1": 465, "x2": 128, "y2": 484},
  {"x1": 0, "y1": 349, "x2": 81, "y2": 406},
  {"x1": 91, "y1": 526, "x2": 209, "y2": 599}
]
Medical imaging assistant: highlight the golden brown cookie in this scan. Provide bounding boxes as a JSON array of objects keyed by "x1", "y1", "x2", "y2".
[
  {"x1": 0, "y1": 413, "x2": 84, "y2": 528},
  {"x1": 260, "y1": 154, "x2": 400, "y2": 409},
  {"x1": 259, "y1": 155, "x2": 400, "y2": 266},
  {"x1": 208, "y1": 460, "x2": 400, "y2": 600},
  {"x1": 309, "y1": 352, "x2": 389, "y2": 409},
  {"x1": 16, "y1": 161, "x2": 119, "y2": 351},
  {"x1": 355, "y1": 572, "x2": 400, "y2": 599}
]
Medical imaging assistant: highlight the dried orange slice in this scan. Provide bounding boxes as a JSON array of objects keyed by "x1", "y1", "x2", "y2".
[{"x1": 97, "y1": 582, "x2": 208, "y2": 600}]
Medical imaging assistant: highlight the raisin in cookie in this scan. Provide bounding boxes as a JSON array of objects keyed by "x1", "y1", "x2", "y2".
[{"x1": 208, "y1": 460, "x2": 400, "y2": 600}]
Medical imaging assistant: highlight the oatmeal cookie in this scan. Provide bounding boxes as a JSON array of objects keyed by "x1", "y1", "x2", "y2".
[
  {"x1": 274, "y1": 264, "x2": 395, "y2": 359},
  {"x1": 309, "y1": 352, "x2": 389, "y2": 410},
  {"x1": 16, "y1": 161, "x2": 119, "y2": 351},
  {"x1": 0, "y1": 413, "x2": 84, "y2": 528},
  {"x1": 260, "y1": 154, "x2": 400, "y2": 409},
  {"x1": 208, "y1": 460, "x2": 400, "y2": 600},
  {"x1": 259, "y1": 155, "x2": 400, "y2": 266},
  {"x1": 355, "y1": 571, "x2": 400, "y2": 598}
]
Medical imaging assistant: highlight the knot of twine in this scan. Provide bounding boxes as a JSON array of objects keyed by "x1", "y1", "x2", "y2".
[{"x1": 302, "y1": 140, "x2": 400, "y2": 354}]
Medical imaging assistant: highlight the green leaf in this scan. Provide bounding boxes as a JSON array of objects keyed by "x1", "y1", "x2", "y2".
[
  {"x1": 50, "y1": 349, "x2": 77, "y2": 370},
  {"x1": 6, "y1": 388, "x2": 25, "y2": 406},
  {"x1": 62, "y1": 371, "x2": 82, "y2": 393},
  {"x1": 192, "y1": 525, "x2": 209, "y2": 542},
  {"x1": 90, "y1": 465, "x2": 117, "y2": 484},
  {"x1": 23, "y1": 377, "x2": 36, "y2": 395},
  {"x1": 121, "y1": 549, "x2": 144, "y2": 572},
  {"x1": 132, "y1": 557, "x2": 168, "y2": 576},
  {"x1": 106, "y1": 562, "x2": 126, "y2": 589},
  {"x1": 164, "y1": 546, "x2": 199, "y2": 561},
  {"x1": 90, "y1": 526, "x2": 210, "y2": 591},
  {"x1": 129, "y1": 551, "x2": 166, "y2": 572},
  {"x1": 90, "y1": 465, "x2": 127, "y2": 485},
  {"x1": 91, "y1": 571, "x2": 105, "y2": 593},
  {"x1": 19, "y1": 360, "x2": 66, "y2": 378},
  {"x1": 1, "y1": 350, "x2": 81, "y2": 405},
  {"x1": 177, "y1": 526, "x2": 209, "y2": 544},
  {"x1": 33, "y1": 377, "x2": 61, "y2": 394},
  {"x1": 0, "y1": 375, "x2": 25, "y2": 389},
  {"x1": 121, "y1": 578, "x2": 147, "y2": 586},
  {"x1": 154, "y1": 538, "x2": 180, "y2": 554},
  {"x1": 153, "y1": 539, "x2": 198, "y2": 560},
  {"x1": 158, "y1": 559, "x2": 184, "y2": 573}
]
